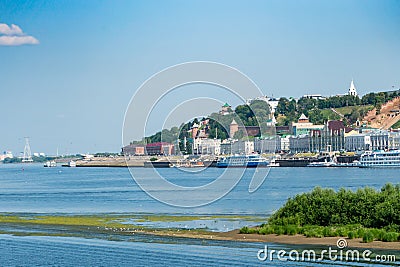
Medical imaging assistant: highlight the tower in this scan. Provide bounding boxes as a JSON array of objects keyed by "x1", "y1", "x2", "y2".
[
  {"x1": 22, "y1": 137, "x2": 33, "y2": 162},
  {"x1": 348, "y1": 79, "x2": 358, "y2": 96},
  {"x1": 229, "y1": 119, "x2": 239, "y2": 138}
]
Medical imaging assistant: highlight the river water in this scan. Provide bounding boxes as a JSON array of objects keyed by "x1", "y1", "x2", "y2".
[{"x1": 0, "y1": 164, "x2": 399, "y2": 266}]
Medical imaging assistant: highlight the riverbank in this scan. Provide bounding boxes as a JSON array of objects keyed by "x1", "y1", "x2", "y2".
[{"x1": 0, "y1": 213, "x2": 398, "y2": 251}]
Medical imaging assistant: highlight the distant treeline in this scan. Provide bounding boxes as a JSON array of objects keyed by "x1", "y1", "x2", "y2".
[
  {"x1": 276, "y1": 90, "x2": 400, "y2": 125},
  {"x1": 131, "y1": 90, "x2": 400, "y2": 145}
]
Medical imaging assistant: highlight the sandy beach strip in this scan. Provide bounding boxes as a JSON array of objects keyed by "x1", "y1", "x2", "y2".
[{"x1": 137, "y1": 229, "x2": 400, "y2": 251}]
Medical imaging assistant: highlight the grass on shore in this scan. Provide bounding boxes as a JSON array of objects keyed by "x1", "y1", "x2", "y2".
[{"x1": 240, "y1": 224, "x2": 400, "y2": 243}]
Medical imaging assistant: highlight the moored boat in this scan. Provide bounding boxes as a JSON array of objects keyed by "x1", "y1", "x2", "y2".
[
  {"x1": 44, "y1": 160, "x2": 57, "y2": 167},
  {"x1": 216, "y1": 154, "x2": 269, "y2": 168},
  {"x1": 359, "y1": 150, "x2": 400, "y2": 168}
]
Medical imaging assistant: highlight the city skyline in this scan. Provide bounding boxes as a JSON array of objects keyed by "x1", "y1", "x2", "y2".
[{"x1": 1, "y1": 0, "x2": 399, "y2": 154}]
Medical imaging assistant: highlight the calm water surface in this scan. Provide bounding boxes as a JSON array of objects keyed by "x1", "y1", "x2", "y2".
[{"x1": 0, "y1": 164, "x2": 399, "y2": 266}]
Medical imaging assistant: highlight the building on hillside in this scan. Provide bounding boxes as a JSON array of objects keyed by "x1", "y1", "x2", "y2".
[
  {"x1": 303, "y1": 94, "x2": 326, "y2": 100},
  {"x1": 245, "y1": 96, "x2": 279, "y2": 113},
  {"x1": 242, "y1": 126, "x2": 261, "y2": 137},
  {"x1": 290, "y1": 114, "x2": 324, "y2": 136},
  {"x1": 348, "y1": 79, "x2": 358, "y2": 96},
  {"x1": 190, "y1": 123, "x2": 200, "y2": 138},
  {"x1": 229, "y1": 119, "x2": 261, "y2": 138},
  {"x1": 275, "y1": 125, "x2": 290, "y2": 136},
  {"x1": 220, "y1": 103, "x2": 232, "y2": 115}
]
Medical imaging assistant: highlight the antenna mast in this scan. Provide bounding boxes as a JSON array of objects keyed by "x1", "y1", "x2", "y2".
[{"x1": 22, "y1": 137, "x2": 33, "y2": 162}]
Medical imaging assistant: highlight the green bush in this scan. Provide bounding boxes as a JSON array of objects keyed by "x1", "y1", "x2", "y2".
[
  {"x1": 273, "y1": 226, "x2": 285, "y2": 235},
  {"x1": 348, "y1": 231, "x2": 355, "y2": 239},
  {"x1": 362, "y1": 231, "x2": 374, "y2": 243},
  {"x1": 268, "y1": 184, "x2": 400, "y2": 230},
  {"x1": 258, "y1": 226, "x2": 274, "y2": 235},
  {"x1": 284, "y1": 225, "x2": 298, "y2": 235},
  {"x1": 249, "y1": 184, "x2": 400, "y2": 242},
  {"x1": 381, "y1": 232, "x2": 398, "y2": 242},
  {"x1": 239, "y1": 226, "x2": 257, "y2": 234},
  {"x1": 322, "y1": 227, "x2": 336, "y2": 237}
]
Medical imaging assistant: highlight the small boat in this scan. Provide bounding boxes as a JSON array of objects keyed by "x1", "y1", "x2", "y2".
[
  {"x1": 44, "y1": 160, "x2": 57, "y2": 167},
  {"x1": 268, "y1": 158, "x2": 280, "y2": 167},
  {"x1": 68, "y1": 160, "x2": 76, "y2": 167},
  {"x1": 216, "y1": 154, "x2": 269, "y2": 168},
  {"x1": 307, "y1": 158, "x2": 336, "y2": 167}
]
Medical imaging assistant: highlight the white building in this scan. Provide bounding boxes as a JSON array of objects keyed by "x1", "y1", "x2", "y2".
[
  {"x1": 230, "y1": 140, "x2": 254, "y2": 155},
  {"x1": 348, "y1": 79, "x2": 358, "y2": 96},
  {"x1": 344, "y1": 131, "x2": 400, "y2": 151},
  {"x1": 193, "y1": 138, "x2": 221, "y2": 155},
  {"x1": 280, "y1": 136, "x2": 291, "y2": 151},
  {"x1": 246, "y1": 96, "x2": 279, "y2": 113},
  {"x1": 0, "y1": 151, "x2": 13, "y2": 161},
  {"x1": 389, "y1": 132, "x2": 400, "y2": 150},
  {"x1": 254, "y1": 137, "x2": 281, "y2": 153},
  {"x1": 345, "y1": 134, "x2": 371, "y2": 151}
]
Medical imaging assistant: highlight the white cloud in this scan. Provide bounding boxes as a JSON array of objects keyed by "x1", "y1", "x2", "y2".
[
  {"x1": 0, "y1": 23, "x2": 23, "y2": 35},
  {"x1": 0, "y1": 35, "x2": 39, "y2": 46},
  {"x1": 0, "y1": 23, "x2": 39, "y2": 46}
]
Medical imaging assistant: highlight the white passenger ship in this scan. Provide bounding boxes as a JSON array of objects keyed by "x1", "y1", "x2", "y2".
[
  {"x1": 359, "y1": 150, "x2": 400, "y2": 168},
  {"x1": 216, "y1": 154, "x2": 269, "y2": 168}
]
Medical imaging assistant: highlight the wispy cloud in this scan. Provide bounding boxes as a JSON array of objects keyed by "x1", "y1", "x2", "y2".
[{"x1": 0, "y1": 23, "x2": 39, "y2": 46}]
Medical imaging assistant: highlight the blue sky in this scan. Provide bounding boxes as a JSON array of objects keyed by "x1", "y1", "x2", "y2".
[{"x1": 0, "y1": 0, "x2": 399, "y2": 155}]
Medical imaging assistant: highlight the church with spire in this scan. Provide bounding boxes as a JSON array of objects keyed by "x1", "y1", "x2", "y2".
[{"x1": 348, "y1": 79, "x2": 358, "y2": 96}]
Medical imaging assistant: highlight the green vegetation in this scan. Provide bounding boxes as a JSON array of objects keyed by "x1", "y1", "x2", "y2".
[
  {"x1": 240, "y1": 184, "x2": 400, "y2": 242},
  {"x1": 391, "y1": 120, "x2": 400, "y2": 129},
  {"x1": 133, "y1": 100, "x2": 273, "y2": 149},
  {"x1": 275, "y1": 90, "x2": 397, "y2": 126},
  {"x1": 131, "y1": 90, "x2": 399, "y2": 144},
  {"x1": 3, "y1": 156, "x2": 57, "y2": 164}
]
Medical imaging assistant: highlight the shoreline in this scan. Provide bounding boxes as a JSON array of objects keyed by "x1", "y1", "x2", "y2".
[
  {"x1": 0, "y1": 212, "x2": 398, "y2": 251},
  {"x1": 138, "y1": 229, "x2": 400, "y2": 251}
]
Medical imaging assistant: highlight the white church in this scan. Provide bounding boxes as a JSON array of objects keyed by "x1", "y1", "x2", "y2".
[{"x1": 348, "y1": 79, "x2": 358, "y2": 96}]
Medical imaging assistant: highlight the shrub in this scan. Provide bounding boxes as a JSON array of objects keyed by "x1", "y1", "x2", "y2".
[
  {"x1": 356, "y1": 228, "x2": 365, "y2": 239},
  {"x1": 348, "y1": 231, "x2": 355, "y2": 239},
  {"x1": 322, "y1": 227, "x2": 336, "y2": 237},
  {"x1": 284, "y1": 225, "x2": 298, "y2": 235},
  {"x1": 381, "y1": 232, "x2": 398, "y2": 242},
  {"x1": 239, "y1": 226, "x2": 257, "y2": 234},
  {"x1": 258, "y1": 226, "x2": 274, "y2": 235},
  {"x1": 362, "y1": 231, "x2": 374, "y2": 243},
  {"x1": 273, "y1": 226, "x2": 285, "y2": 235}
]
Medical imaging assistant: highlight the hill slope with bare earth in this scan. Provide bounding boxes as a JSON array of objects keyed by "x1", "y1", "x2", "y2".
[{"x1": 362, "y1": 97, "x2": 400, "y2": 129}]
